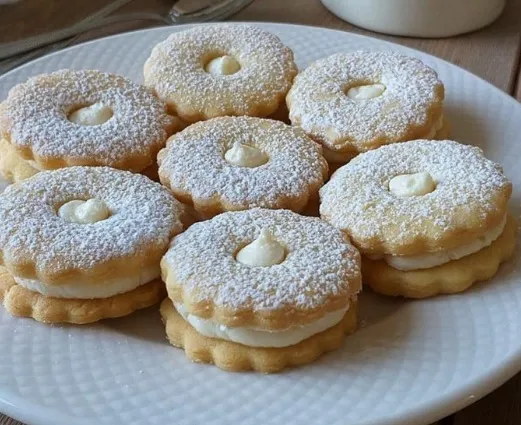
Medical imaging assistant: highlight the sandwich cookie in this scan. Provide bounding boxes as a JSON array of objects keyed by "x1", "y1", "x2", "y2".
[
  {"x1": 160, "y1": 208, "x2": 361, "y2": 372},
  {"x1": 0, "y1": 167, "x2": 187, "y2": 323},
  {"x1": 320, "y1": 140, "x2": 515, "y2": 298}
]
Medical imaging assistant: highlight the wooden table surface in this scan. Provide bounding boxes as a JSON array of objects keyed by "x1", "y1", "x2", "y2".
[{"x1": 1, "y1": 0, "x2": 521, "y2": 424}]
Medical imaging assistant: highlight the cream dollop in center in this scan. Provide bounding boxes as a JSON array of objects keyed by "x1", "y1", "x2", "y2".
[
  {"x1": 205, "y1": 55, "x2": 241, "y2": 76},
  {"x1": 68, "y1": 103, "x2": 113, "y2": 126},
  {"x1": 224, "y1": 140, "x2": 268, "y2": 168},
  {"x1": 58, "y1": 199, "x2": 110, "y2": 224},
  {"x1": 389, "y1": 172, "x2": 436, "y2": 197},
  {"x1": 347, "y1": 83, "x2": 386, "y2": 100},
  {"x1": 236, "y1": 228, "x2": 286, "y2": 267}
]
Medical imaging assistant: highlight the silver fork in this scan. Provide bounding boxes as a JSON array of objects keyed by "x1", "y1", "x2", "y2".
[
  {"x1": 169, "y1": 0, "x2": 254, "y2": 24},
  {"x1": 0, "y1": 0, "x2": 254, "y2": 74}
]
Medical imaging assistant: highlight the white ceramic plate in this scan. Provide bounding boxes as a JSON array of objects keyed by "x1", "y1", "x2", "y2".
[{"x1": 0, "y1": 23, "x2": 520, "y2": 425}]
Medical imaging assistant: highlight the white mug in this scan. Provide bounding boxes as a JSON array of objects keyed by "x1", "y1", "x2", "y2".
[{"x1": 321, "y1": 0, "x2": 506, "y2": 38}]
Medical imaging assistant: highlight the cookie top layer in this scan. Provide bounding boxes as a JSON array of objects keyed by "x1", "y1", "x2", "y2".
[
  {"x1": 162, "y1": 208, "x2": 361, "y2": 330},
  {"x1": 158, "y1": 117, "x2": 328, "y2": 218},
  {"x1": 0, "y1": 167, "x2": 185, "y2": 283},
  {"x1": 0, "y1": 69, "x2": 175, "y2": 171},
  {"x1": 320, "y1": 140, "x2": 511, "y2": 256},
  {"x1": 144, "y1": 24, "x2": 297, "y2": 122},
  {"x1": 287, "y1": 51, "x2": 444, "y2": 153}
]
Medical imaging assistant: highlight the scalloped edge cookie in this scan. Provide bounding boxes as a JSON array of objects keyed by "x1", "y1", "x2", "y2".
[
  {"x1": 362, "y1": 214, "x2": 517, "y2": 298},
  {"x1": 160, "y1": 297, "x2": 357, "y2": 373},
  {"x1": 161, "y1": 209, "x2": 361, "y2": 332},
  {"x1": 286, "y1": 51, "x2": 444, "y2": 153},
  {"x1": 0, "y1": 167, "x2": 188, "y2": 286},
  {"x1": 320, "y1": 140, "x2": 512, "y2": 256},
  {"x1": 1, "y1": 70, "x2": 182, "y2": 172},
  {"x1": 0, "y1": 266, "x2": 166, "y2": 324},
  {"x1": 157, "y1": 117, "x2": 328, "y2": 219},
  {"x1": 143, "y1": 25, "x2": 298, "y2": 123}
]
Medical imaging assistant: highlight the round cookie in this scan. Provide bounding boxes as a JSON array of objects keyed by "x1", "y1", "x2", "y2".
[
  {"x1": 158, "y1": 117, "x2": 328, "y2": 219},
  {"x1": 160, "y1": 208, "x2": 361, "y2": 372},
  {"x1": 320, "y1": 140, "x2": 514, "y2": 297},
  {"x1": 0, "y1": 69, "x2": 180, "y2": 177},
  {"x1": 0, "y1": 166, "x2": 187, "y2": 323},
  {"x1": 144, "y1": 24, "x2": 297, "y2": 123},
  {"x1": 287, "y1": 51, "x2": 445, "y2": 166}
]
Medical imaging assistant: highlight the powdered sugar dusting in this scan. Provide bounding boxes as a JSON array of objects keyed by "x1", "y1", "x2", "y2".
[
  {"x1": 158, "y1": 117, "x2": 327, "y2": 209},
  {"x1": 144, "y1": 24, "x2": 297, "y2": 120},
  {"x1": 320, "y1": 140, "x2": 511, "y2": 253},
  {"x1": 0, "y1": 69, "x2": 172, "y2": 167},
  {"x1": 287, "y1": 51, "x2": 443, "y2": 150},
  {"x1": 0, "y1": 167, "x2": 184, "y2": 273},
  {"x1": 164, "y1": 209, "x2": 361, "y2": 310}
]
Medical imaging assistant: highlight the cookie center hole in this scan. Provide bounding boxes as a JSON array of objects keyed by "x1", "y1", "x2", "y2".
[
  {"x1": 236, "y1": 228, "x2": 286, "y2": 267},
  {"x1": 68, "y1": 103, "x2": 113, "y2": 126},
  {"x1": 205, "y1": 55, "x2": 241, "y2": 76},
  {"x1": 58, "y1": 199, "x2": 111, "y2": 224},
  {"x1": 224, "y1": 141, "x2": 268, "y2": 168},
  {"x1": 346, "y1": 83, "x2": 386, "y2": 100},
  {"x1": 388, "y1": 172, "x2": 436, "y2": 197}
]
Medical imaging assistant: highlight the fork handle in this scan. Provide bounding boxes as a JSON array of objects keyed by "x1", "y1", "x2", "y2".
[{"x1": 168, "y1": 0, "x2": 254, "y2": 23}]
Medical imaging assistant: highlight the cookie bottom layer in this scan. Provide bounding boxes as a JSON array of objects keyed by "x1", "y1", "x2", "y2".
[
  {"x1": 0, "y1": 138, "x2": 160, "y2": 182},
  {"x1": 160, "y1": 297, "x2": 357, "y2": 373},
  {"x1": 0, "y1": 266, "x2": 166, "y2": 324},
  {"x1": 362, "y1": 214, "x2": 517, "y2": 298}
]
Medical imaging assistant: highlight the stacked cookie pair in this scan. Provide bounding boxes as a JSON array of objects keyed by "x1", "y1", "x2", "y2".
[
  {"x1": 0, "y1": 24, "x2": 516, "y2": 374},
  {"x1": 0, "y1": 167, "x2": 188, "y2": 323},
  {"x1": 320, "y1": 140, "x2": 515, "y2": 298}
]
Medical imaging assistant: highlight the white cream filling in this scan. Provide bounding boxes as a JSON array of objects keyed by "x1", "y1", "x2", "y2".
[
  {"x1": 224, "y1": 141, "x2": 268, "y2": 168},
  {"x1": 68, "y1": 103, "x2": 113, "y2": 126},
  {"x1": 14, "y1": 265, "x2": 159, "y2": 299},
  {"x1": 369, "y1": 214, "x2": 507, "y2": 271},
  {"x1": 58, "y1": 199, "x2": 110, "y2": 224},
  {"x1": 236, "y1": 228, "x2": 286, "y2": 267},
  {"x1": 347, "y1": 83, "x2": 386, "y2": 100},
  {"x1": 174, "y1": 302, "x2": 348, "y2": 348},
  {"x1": 205, "y1": 55, "x2": 241, "y2": 76},
  {"x1": 389, "y1": 172, "x2": 436, "y2": 197}
]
